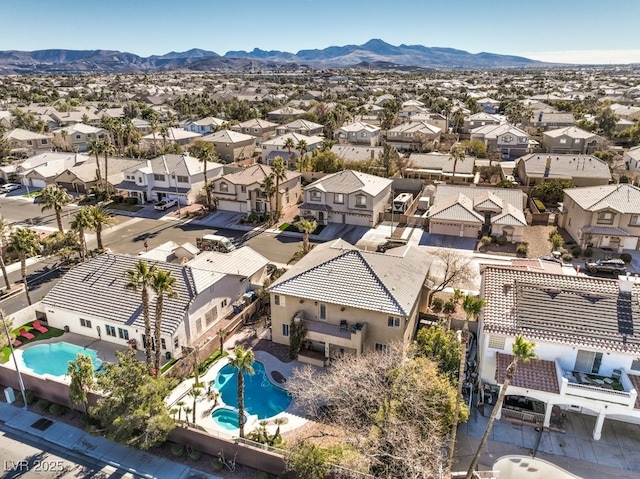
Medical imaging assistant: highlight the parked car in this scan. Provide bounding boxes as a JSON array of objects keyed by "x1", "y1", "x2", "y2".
[
  {"x1": 1, "y1": 183, "x2": 22, "y2": 193},
  {"x1": 584, "y1": 258, "x2": 626, "y2": 275},
  {"x1": 376, "y1": 238, "x2": 408, "y2": 253},
  {"x1": 153, "y1": 199, "x2": 177, "y2": 211}
]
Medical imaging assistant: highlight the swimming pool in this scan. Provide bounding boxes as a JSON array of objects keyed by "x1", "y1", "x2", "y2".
[
  {"x1": 211, "y1": 408, "x2": 248, "y2": 431},
  {"x1": 21, "y1": 342, "x2": 102, "y2": 377},
  {"x1": 213, "y1": 361, "x2": 291, "y2": 419}
]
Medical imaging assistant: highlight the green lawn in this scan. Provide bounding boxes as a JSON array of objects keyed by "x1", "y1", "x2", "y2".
[{"x1": 1, "y1": 324, "x2": 65, "y2": 363}]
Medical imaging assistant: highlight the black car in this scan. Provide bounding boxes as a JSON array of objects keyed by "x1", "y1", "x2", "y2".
[
  {"x1": 584, "y1": 258, "x2": 627, "y2": 275},
  {"x1": 376, "y1": 239, "x2": 408, "y2": 253}
]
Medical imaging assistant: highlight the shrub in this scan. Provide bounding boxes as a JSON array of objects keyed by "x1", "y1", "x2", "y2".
[
  {"x1": 37, "y1": 399, "x2": 51, "y2": 412},
  {"x1": 293, "y1": 215, "x2": 300, "y2": 222},
  {"x1": 584, "y1": 247, "x2": 594, "y2": 258},
  {"x1": 549, "y1": 233, "x2": 564, "y2": 250},
  {"x1": 170, "y1": 443, "x2": 184, "y2": 457},
  {"x1": 431, "y1": 297, "x2": 444, "y2": 310},
  {"x1": 125, "y1": 197, "x2": 138, "y2": 205},
  {"x1": 533, "y1": 199, "x2": 546, "y2": 212},
  {"x1": 496, "y1": 235, "x2": 507, "y2": 246},
  {"x1": 188, "y1": 448, "x2": 202, "y2": 461},
  {"x1": 443, "y1": 299, "x2": 456, "y2": 314},
  {"x1": 24, "y1": 390, "x2": 36, "y2": 405},
  {"x1": 571, "y1": 246, "x2": 582, "y2": 257},
  {"x1": 562, "y1": 253, "x2": 573, "y2": 262},
  {"x1": 49, "y1": 403, "x2": 65, "y2": 416},
  {"x1": 480, "y1": 236, "x2": 492, "y2": 247},
  {"x1": 620, "y1": 253, "x2": 632, "y2": 263},
  {"x1": 516, "y1": 242, "x2": 529, "y2": 256},
  {"x1": 211, "y1": 458, "x2": 224, "y2": 471}
]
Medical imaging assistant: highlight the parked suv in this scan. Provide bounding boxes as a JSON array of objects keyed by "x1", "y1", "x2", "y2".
[
  {"x1": 154, "y1": 199, "x2": 177, "y2": 211},
  {"x1": 584, "y1": 258, "x2": 627, "y2": 275},
  {"x1": 1, "y1": 183, "x2": 22, "y2": 193}
]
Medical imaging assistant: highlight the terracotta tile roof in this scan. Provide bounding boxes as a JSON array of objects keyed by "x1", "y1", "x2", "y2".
[{"x1": 496, "y1": 352, "x2": 560, "y2": 394}]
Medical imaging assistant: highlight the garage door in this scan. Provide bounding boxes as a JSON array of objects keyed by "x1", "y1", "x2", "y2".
[
  {"x1": 430, "y1": 222, "x2": 460, "y2": 236},
  {"x1": 217, "y1": 200, "x2": 244, "y2": 213},
  {"x1": 30, "y1": 179, "x2": 47, "y2": 188},
  {"x1": 345, "y1": 213, "x2": 371, "y2": 227},
  {"x1": 463, "y1": 224, "x2": 480, "y2": 238}
]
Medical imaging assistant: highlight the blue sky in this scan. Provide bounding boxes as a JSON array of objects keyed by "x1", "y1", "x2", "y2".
[{"x1": 3, "y1": 0, "x2": 640, "y2": 64}]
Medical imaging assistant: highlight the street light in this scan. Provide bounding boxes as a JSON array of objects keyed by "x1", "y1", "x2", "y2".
[{"x1": 1, "y1": 310, "x2": 28, "y2": 408}]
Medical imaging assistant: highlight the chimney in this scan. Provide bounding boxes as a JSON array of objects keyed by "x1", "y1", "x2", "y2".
[{"x1": 543, "y1": 155, "x2": 552, "y2": 178}]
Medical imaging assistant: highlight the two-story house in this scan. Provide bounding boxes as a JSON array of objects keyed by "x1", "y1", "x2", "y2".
[
  {"x1": 300, "y1": 170, "x2": 392, "y2": 227},
  {"x1": 183, "y1": 117, "x2": 227, "y2": 135},
  {"x1": 333, "y1": 121, "x2": 381, "y2": 146},
  {"x1": 116, "y1": 153, "x2": 223, "y2": 205},
  {"x1": 462, "y1": 113, "x2": 502, "y2": 134},
  {"x1": 209, "y1": 164, "x2": 302, "y2": 216},
  {"x1": 3, "y1": 128, "x2": 53, "y2": 157},
  {"x1": 385, "y1": 121, "x2": 441, "y2": 152},
  {"x1": 542, "y1": 126, "x2": 605, "y2": 155},
  {"x1": 559, "y1": 183, "x2": 640, "y2": 252},
  {"x1": 526, "y1": 112, "x2": 576, "y2": 131},
  {"x1": 261, "y1": 133, "x2": 324, "y2": 166},
  {"x1": 478, "y1": 265, "x2": 640, "y2": 440},
  {"x1": 267, "y1": 239, "x2": 431, "y2": 366},
  {"x1": 140, "y1": 127, "x2": 202, "y2": 151},
  {"x1": 276, "y1": 119, "x2": 324, "y2": 137},
  {"x1": 406, "y1": 152, "x2": 475, "y2": 183},
  {"x1": 230, "y1": 118, "x2": 278, "y2": 143},
  {"x1": 266, "y1": 106, "x2": 306, "y2": 123},
  {"x1": 477, "y1": 97, "x2": 501, "y2": 114},
  {"x1": 51, "y1": 123, "x2": 110, "y2": 152},
  {"x1": 427, "y1": 185, "x2": 527, "y2": 241},
  {"x1": 470, "y1": 123, "x2": 531, "y2": 160},
  {"x1": 516, "y1": 154, "x2": 611, "y2": 187},
  {"x1": 409, "y1": 112, "x2": 448, "y2": 132},
  {"x1": 200, "y1": 129, "x2": 257, "y2": 163}
]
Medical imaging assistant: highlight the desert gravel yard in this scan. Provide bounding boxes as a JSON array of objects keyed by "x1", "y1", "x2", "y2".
[{"x1": 522, "y1": 225, "x2": 557, "y2": 259}]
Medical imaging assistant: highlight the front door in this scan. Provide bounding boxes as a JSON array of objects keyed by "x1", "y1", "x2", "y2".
[{"x1": 318, "y1": 212, "x2": 324, "y2": 224}]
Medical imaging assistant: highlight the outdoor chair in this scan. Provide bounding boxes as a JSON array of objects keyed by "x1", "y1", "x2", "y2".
[
  {"x1": 32, "y1": 320, "x2": 48, "y2": 334},
  {"x1": 18, "y1": 328, "x2": 35, "y2": 340},
  {"x1": 12, "y1": 339, "x2": 21, "y2": 347}
]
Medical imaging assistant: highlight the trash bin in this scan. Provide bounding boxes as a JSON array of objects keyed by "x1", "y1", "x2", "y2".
[
  {"x1": 165, "y1": 352, "x2": 171, "y2": 360},
  {"x1": 63, "y1": 325, "x2": 70, "y2": 333}
]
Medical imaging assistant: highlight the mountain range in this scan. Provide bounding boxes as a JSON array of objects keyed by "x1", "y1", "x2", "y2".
[{"x1": 0, "y1": 39, "x2": 545, "y2": 74}]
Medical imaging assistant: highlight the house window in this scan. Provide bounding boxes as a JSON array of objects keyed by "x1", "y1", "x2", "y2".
[
  {"x1": 559, "y1": 138, "x2": 567, "y2": 144},
  {"x1": 488, "y1": 335, "x2": 505, "y2": 350},
  {"x1": 597, "y1": 212, "x2": 614, "y2": 224},
  {"x1": 241, "y1": 186, "x2": 246, "y2": 193},
  {"x1": 76, "y1": 135, "x2": 81, "y2": 139},
  {"x1": 177, "y1": 175, "x2": 188, "y2": 183},
  {"x1": 282, "y1": 324, "x2": 290, "y2": 337},
  {"x1": 575, "y1": 350, "x2": 603, "y2": 374},
  {"x1": 137, "y1": 177, "x2": 143, "y2": 183},
  {"x1": 174, "y1": 337, "x2": 179, "y2": 349},
  {"x1": 375, "y1": 343, "x2": 388, "y2": 352},
  {"x1": 574, "y1": 139, "x2": 581, "y2": 144},
  {"x1": 286, "y1": 187, "x2": 290, "y2": 203},
  {"x1": 355, "y1": 195, "x2": 366, "y2": 207},
  {"x1": 221, "y1": 299, "x2": 228, "y2": 308},
  {"x1": 117, "y1": 328, "x2": 129, "y2": 340},
  {"x1": 105, "y1": 325, "x2": 116, "y2": 337},
  {"x1": 334, "y1": 193, "x2": 344, "y2": 204},
  {"x1": 26, "y1": 140, "x2": 33, "y2": 146},
  {"x1": 220, "y1": 182, "x2": 228, "y2": 192},
  {"x1": 631, "y1": 359, "x2": 640, "y2": 371},
  {"x1": 80, "y1": 318, "x2": 92, "y2": 329},
  {"x1": 310, "y1": 190, "x2": 321, "y2": 201},
  {"x1": 320, "y1": 304, "x2": 326, "y2": 320},
  {"x1": 630, "y1": 215, "x2": 640, "y2": 226},
  {"x1": 274, "y1": 294, "x2": 282, "y2": 306},
  {"x1": 387, "y1": 316, "x2": 401, "y2": 328},
  {"x1": 161, "y1": 338, "x2": 166, "y2": 350},
  {"x1": 153, "y1": 174, "x2": 165, "y2": 181},
  {"x1": 196, "y1": 318, "x2": 202, "y2": 334},
  {"x1": 41, "y1": 139, "x2": 49, "y2": 145},
  {"x1": 205, "y1": 306, "x2": 218, "y2": 325}
]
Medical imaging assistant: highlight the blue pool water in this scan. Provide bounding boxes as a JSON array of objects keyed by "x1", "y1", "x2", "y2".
[
  {"x1": 213, "y1": 361, "x2": 291, "y2": 420},
  {"x1": 22, "y1": 342, "x2": 102, "y2": 377},
  {"x1": 211, "y1": 408, "x2": 248, "y2": 431}
]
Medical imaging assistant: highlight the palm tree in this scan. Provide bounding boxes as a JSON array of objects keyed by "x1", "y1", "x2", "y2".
[
  {"x1": 448, "y1": 295, "x2": 486, "y2": 472},
  {"x1": 466, "y1": 335, "x2": 536, "y2": 479},
  {"x1": 87, "y1": 140, "x2": 104, "y2": 185},
  {"x1": 176, "y1": 400, "x2": 185, "y2": 423},
  {"x1": 271, "y1": 416, "x2": 288, "y2": 445},
  {"x1": 124, "y1": 260, "x2": 157, "y2": 368},
  {"x1": 296, "y1": 218, "x2": 317, "y2": 255},
  {"x1": 260, "y1": 174, "x2": 276, "y2": 223},
  {"x1": 450, "y1": 144, "x2": 466, "y2": 181},
  {"x1": 190, "y1": 140, "x2": 217, "y2": 210},
  {"x1": 39, "y1": 184, "x2": 73, "y2": 233},
  {"x1": 283, "y1": 137, "x2": 296, "y2": 169},
  {"x1": 151, "y1": 268, "x2": 177, "y2": 373},
  {"x1": 9, "y1": 228, "x2": 40, "y2": 305},
  {"x1": 296, "y1": 139, "x2": 308, "y2": 172},
  {"x1": 218, "y1": 327, "x2": 228, "y2": 354},
  {"x1": 102, "y1": 141, "x2": 115, "y2": 193},
  {"x1": 188, "y1": 387, "x2": 203, "y2": 425},
  {"x1": 86, "y1": 205, "x2": 115, "y2": 251},
  {"x1": 271, "y1": 157, "x2": 287, "y2": 222},
  {"x1": 0, "y1": 216, "x2": 12, "y2": 291},
  {"x1": 158, "y1": 125, "x2": 169, "y2": 151},
  {"x1": 70, "y1": 207, "x2": 92, "y2": 261},
  {"x1": 228, "y1": 346, "x2": 255, "y2": 438}
]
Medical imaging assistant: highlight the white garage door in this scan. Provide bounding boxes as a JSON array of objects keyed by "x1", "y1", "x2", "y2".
[
  {"x1": 463, "y1": 224, "x2": 481, "y2": 238},
  {"x1": 430, "y1": 222, "x2": 460, "y2": 236},
  {"x1": 346, "y1": 213, "x2": 371, "y2": 227},
  {"x1": 217, "y1": 200, "x2": 245, "y2": 213},
  {"x1": 30, "y1": 179, "x2": 47, "y2": 188}
]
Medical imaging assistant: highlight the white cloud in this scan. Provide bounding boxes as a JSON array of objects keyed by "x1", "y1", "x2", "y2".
[{"x1": 520, "y1": 50, "x2": 640, "y2": 65}]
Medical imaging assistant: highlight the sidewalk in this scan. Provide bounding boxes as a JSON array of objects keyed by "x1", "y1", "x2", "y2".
[{"x1": 0, "y1": 401, "x2": 223, "y2": 479}]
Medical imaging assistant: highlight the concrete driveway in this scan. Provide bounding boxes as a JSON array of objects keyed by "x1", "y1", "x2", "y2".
[
  {"x1": 418, "y1": 230, "x2": 478, "y2": 250},
  {"x1": 317, "y1": 223, "x2": 370, "y2": 245}
]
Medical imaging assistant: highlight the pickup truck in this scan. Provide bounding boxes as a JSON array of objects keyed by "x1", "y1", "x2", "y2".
[{"x1": 153, "y1": 199, "x2": 177, "y2": 211}]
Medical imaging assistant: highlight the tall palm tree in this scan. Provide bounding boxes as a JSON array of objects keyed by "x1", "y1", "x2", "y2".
[
  {"x1": 271, "y1": 157, "x2": 287, "y2": 222},
  {"x1": 86, "y1": 205, "x2": 115, "y2": 251},
  {"x1": 260, "y1": 174, "x2": 276, "y2": 223},
  {"x1": 283, "y1": 137, "x2": 296, "y2": 169},
  {"x1": 0, "y1": 216, "x2": 12, "y2": 291},
  {"x1": 466, "y1": 335, "x2": 536, "y2": 479},
  {"x1": 296, "y1": 218, "x2": 317, "y2": 255},
  {"x1": 70, "y1": 207, "x2": 92, "y2": 261},
  {"x1": 450, "y1": 144, "x2": 466, "y2": 181},
  {"x1": 228, "y1": 346, "x2": 255, "y2": 438},
  {"x1": 448, "y1": 295, "x2": 486, "y2": 472},
  {"x1": 9, "y1": 228, "x2": 40, "y2": 305},
  {"x1": 39, "y1": 184, "x2": 73, "y2": 233},
  {"x1": 87, "y1": 140, "x2": 104, "y2": 185},
  {"x1": 124, "y1": 260, "x2": 157, "y2": 368},
  {"x1": 218, "y1": 327, "x2": 228, "y2": 354},
  {"x1": 190, "y1": 140, "x2": 217, "y2": 210},
  {"x1": 188, "y1": 387, "x2": 203, "y2": 425},
  {"x1": 151, "y1": 268, "x2": 177, "y2": 373},
  {"x1": 296, "y1": 139, "x2": 308, "y2": 172},
  {"x1": 158, "y1": 125, "x2": 169, "y2": 151},
  {"x1": 102, "y1": 141, "x2": 115, "y2": 193}
]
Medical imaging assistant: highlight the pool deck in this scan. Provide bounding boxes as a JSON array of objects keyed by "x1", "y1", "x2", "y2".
[{"x1": 166, "y1": 350, "x2": 310, "y2": 439}]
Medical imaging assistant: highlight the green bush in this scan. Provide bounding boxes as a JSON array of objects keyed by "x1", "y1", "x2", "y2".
[
  {"x1": 49, "y1": 403, "x2": 65, "y2": 416},
  {"x1": 125, "y1": 197, "x2": 138, "y2": 205},
  {"x1": 496, "y1": 235, "x2": 507, "y2": 246},
  {"x1": 170, "y1": 443, "x2": 184, "y2": 457},
  {"x1": 480, "y1": 236, "x2": 492, "y2": 247},
  {"x1": 25, "y1": 390, "x2": 36, "y2": 405},
  {"x1": 37, "y1": 399, "x2": 51, "y2": 412},
  {"x1": 571, "y1": 245, "x2": 582, "y2": 257},
  {"x1": 562, "y1": 253, "x2": 573, "y2": 262},
  {"x1": 534, "y1": 199, "x2": 546, "y2": 212},
  {"x1": 516, "y1": 242, "x2": 529, "y2": 256},
  {"x1": 211, "y1": 458, "x2": 224, "y2": 471},
  {"x1": 620, "y1": 253, "x2": 632, "y2": 263},
  {"x1": 431, "y1": 297, "x2": 444, "y2": 310},
  {"x1": 584, "y1": 248, "x2": 594, "y2": 258},
  {"x1": 187, "y1": 448, "x2": 201, "y2": 461},
  {"x1": 443, "y1": 299, "x2": 456, "y2": 314}
]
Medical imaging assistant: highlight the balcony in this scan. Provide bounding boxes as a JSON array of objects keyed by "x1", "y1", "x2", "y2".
[{"x1": 293, "y1": 311, "x2": 367, "y2": 357}]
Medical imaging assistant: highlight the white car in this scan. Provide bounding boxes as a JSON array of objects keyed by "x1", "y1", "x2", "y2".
[
  {"x1": 1, "y1": 183, "x2": 22, "y2": 193},
  {"x1": 154, "y1": 199, "x2": 178, "y2": 211}
]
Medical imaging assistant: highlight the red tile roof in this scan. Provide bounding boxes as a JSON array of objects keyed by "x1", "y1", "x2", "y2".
[{"x1": 496, "y1": 352, "x2": 560, "y2": 394}]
